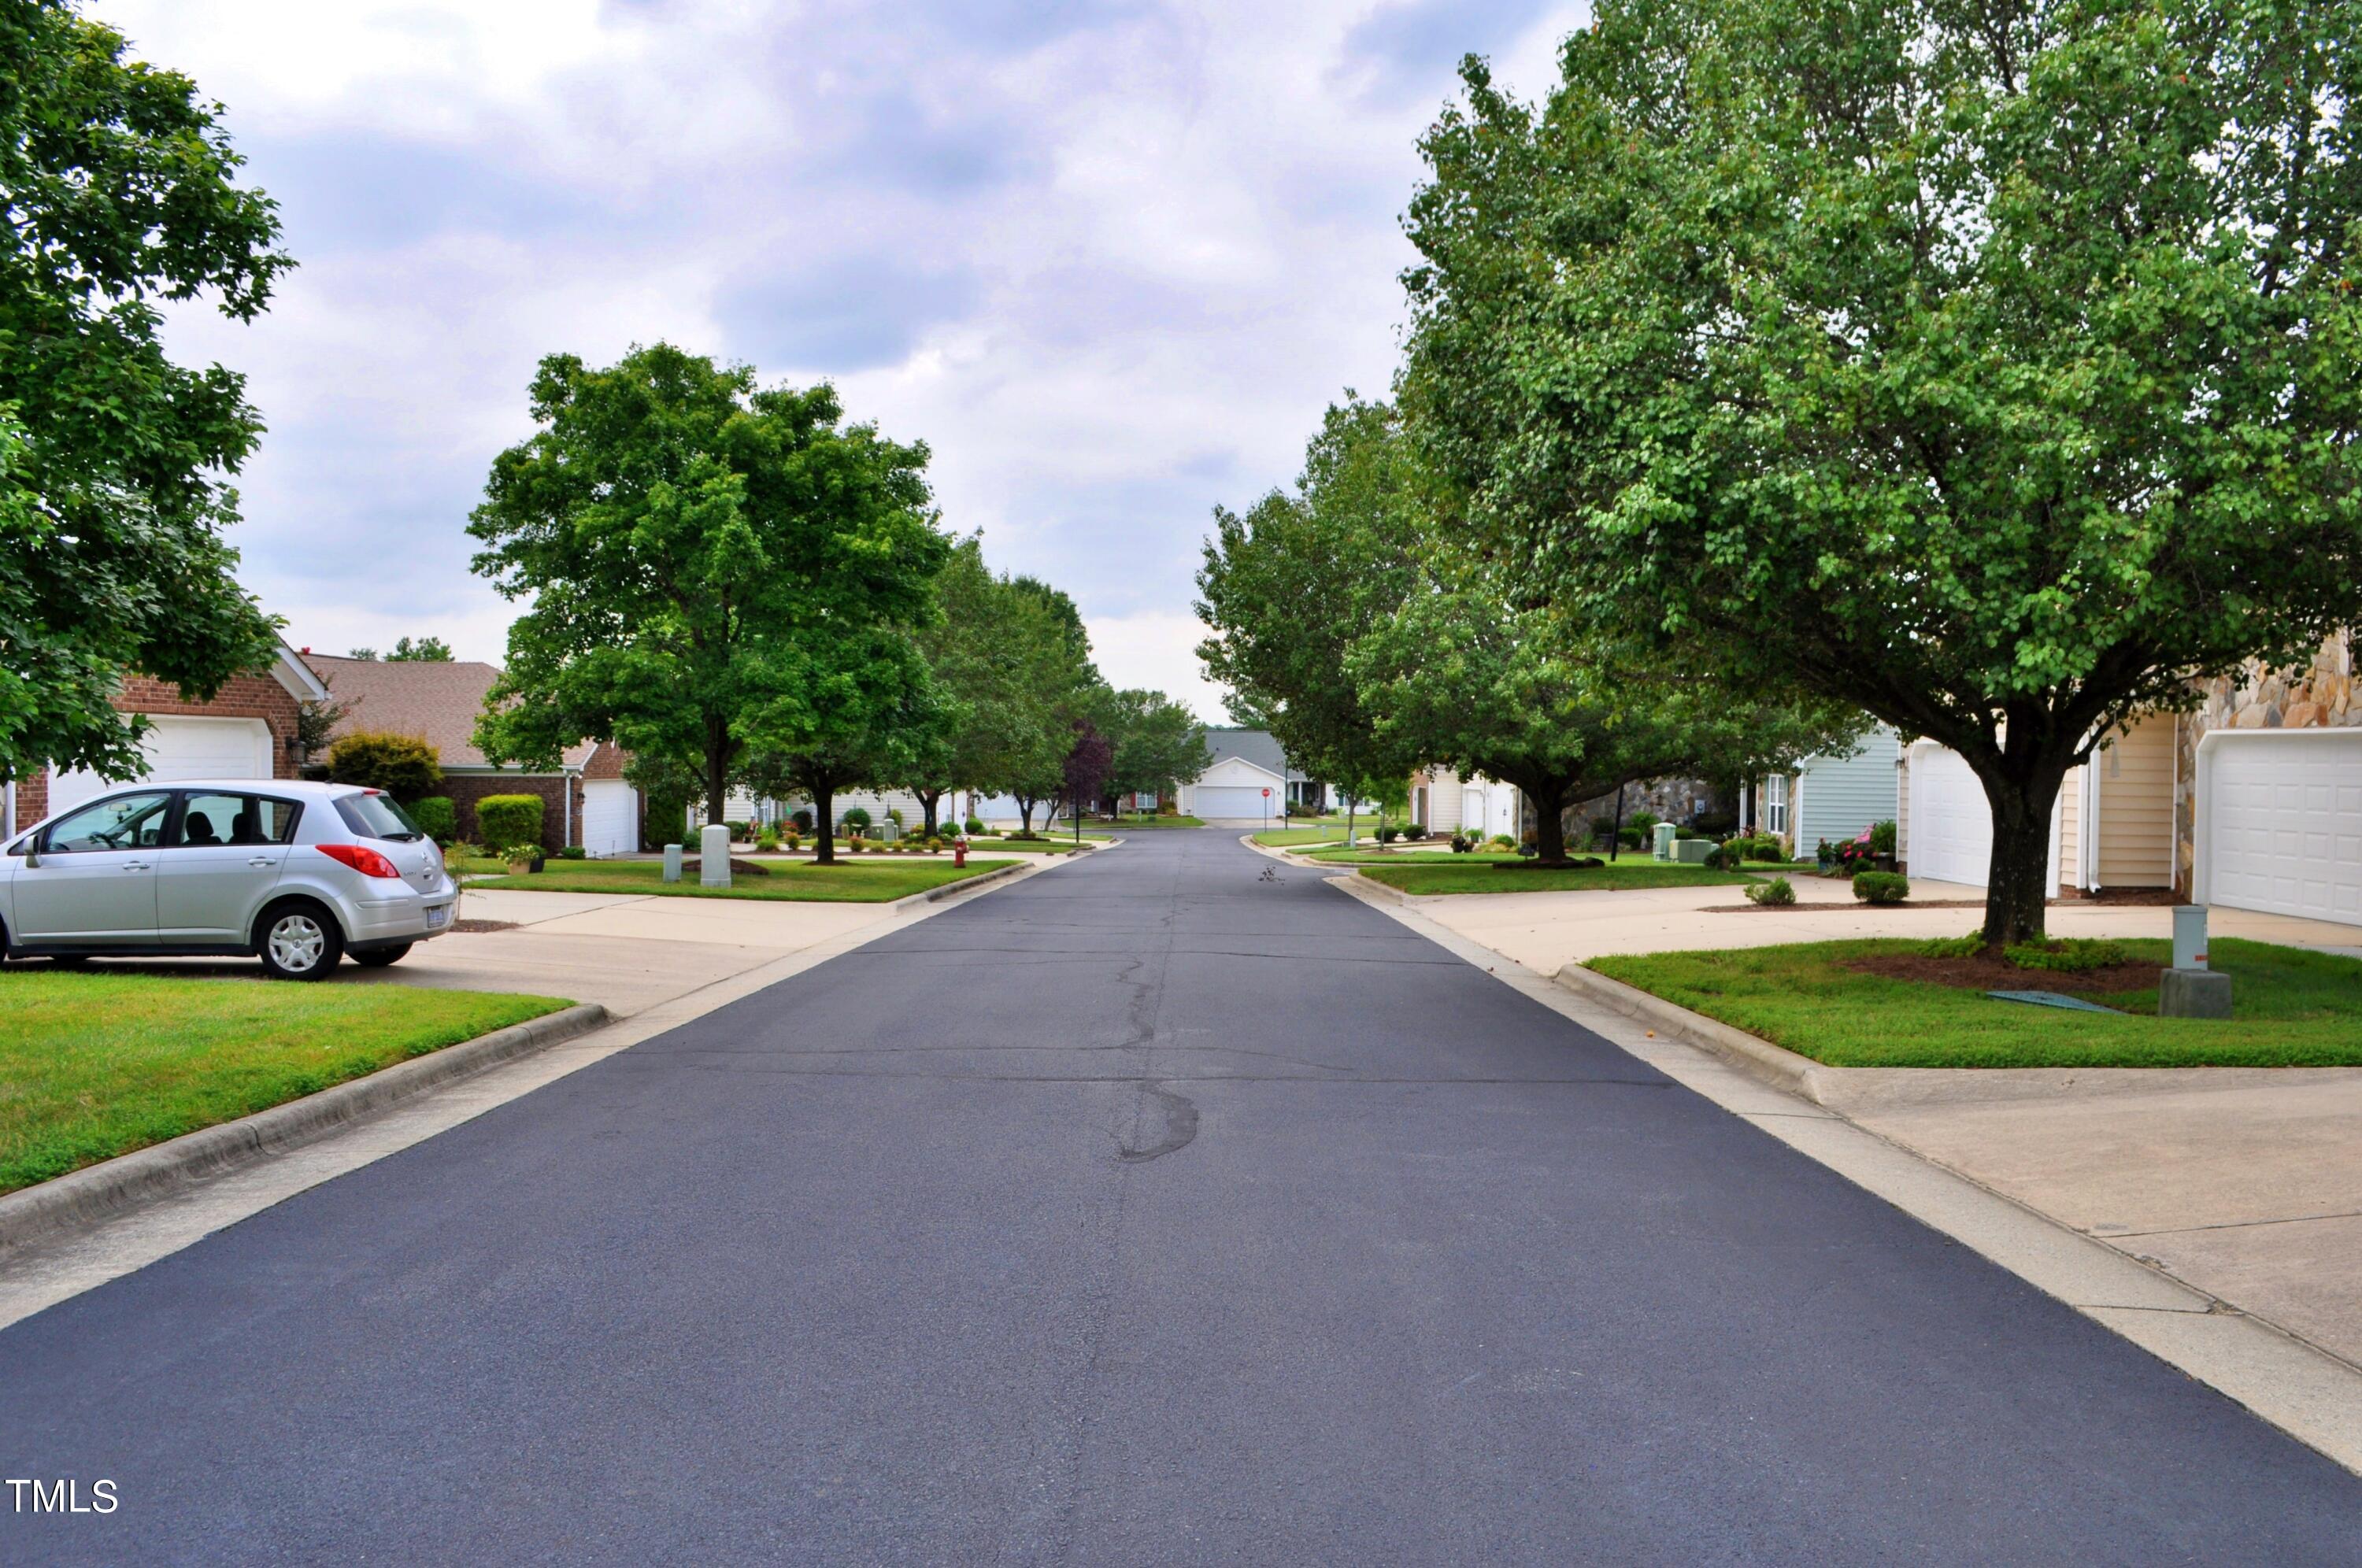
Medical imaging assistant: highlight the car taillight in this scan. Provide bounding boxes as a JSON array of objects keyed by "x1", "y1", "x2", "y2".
[{"x1": 317, "y1": 842, "x2": 402, "y2": 878}]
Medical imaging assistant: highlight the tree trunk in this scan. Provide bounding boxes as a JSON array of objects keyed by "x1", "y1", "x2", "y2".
[
  {"x1": 1530, "y1": 787, "x2": 1571, "y2": 865},
  {"x1": 1979, "y1": 775, "x2": 2064, "y2": 949},
  {"x1": 704, "y1": 721, "x2": 731, "y2": 827},
  {"x1": 1016, "y1": 795, "x2": 1036, "y2": 834},
  {"x1": 916, "y1": 788, "x2": 942, "y2": 837},
  {"x1": 811, "y1": 781, "x2": 836, "y2": 865},
  {"x1": 1609, "y1": 784, "x2": 1626, "y2": 863}
]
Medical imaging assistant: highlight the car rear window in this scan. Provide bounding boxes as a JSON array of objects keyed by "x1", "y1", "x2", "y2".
[{"x1": 334, "y1": 793, "x2": 424, "y2": 842}]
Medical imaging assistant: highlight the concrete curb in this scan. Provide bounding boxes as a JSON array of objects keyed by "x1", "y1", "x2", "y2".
[
  {"x1": 0, "y1": 1001, "x2": 610, "y2": 1255},
  {"x1": 1547, "y1": 961, "x2": 1845, "y2": 1105},
  {"x1": 881, "y1": 858, "x2": 1031, "y2": 912}
]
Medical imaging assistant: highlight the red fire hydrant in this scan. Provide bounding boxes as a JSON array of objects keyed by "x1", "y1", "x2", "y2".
[{"x1": 953, "y1": 834, "x2": 969, "y2": 867}]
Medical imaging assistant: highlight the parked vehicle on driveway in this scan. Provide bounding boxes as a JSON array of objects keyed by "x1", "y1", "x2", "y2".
[{"x1": 1, "y1": 780, "x2": 457, "y2": 979}]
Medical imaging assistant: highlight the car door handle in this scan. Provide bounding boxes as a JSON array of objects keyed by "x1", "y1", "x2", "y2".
[
  {"x1": 248, "y1": 856, "x2": 279, "y2": 867},
  {"x1": 121, "y1": 861, "x2": 151, "y2": 872}
]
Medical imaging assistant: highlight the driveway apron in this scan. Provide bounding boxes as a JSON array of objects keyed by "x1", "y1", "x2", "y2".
[{"x1": 2, "y1": 830, "x2": 2358, "y2": 1562}]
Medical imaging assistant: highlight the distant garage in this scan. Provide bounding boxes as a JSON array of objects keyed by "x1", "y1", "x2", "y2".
[
  {"x1": 1904, "y1": 741, "x2": 2062, "y2": 894},
  {"x1": 579, "y1": 779, "x2": 640, "y2": 858},
  {"x1": 2201, "y1": 730, "x2": 2362, "y2": 927},
  {"x1": 1193, "y1": 786, "x2": 1276, "y2": 822}
]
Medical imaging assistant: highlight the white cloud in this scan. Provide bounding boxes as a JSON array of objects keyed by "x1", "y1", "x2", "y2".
[{"x1": 105, "y1": 0, "x2": 1590, "y2": 705}]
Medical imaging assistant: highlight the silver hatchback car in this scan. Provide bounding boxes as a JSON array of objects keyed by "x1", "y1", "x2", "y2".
[{"x1": 1, "y1": 779, "x2": 457, "y2": 980}]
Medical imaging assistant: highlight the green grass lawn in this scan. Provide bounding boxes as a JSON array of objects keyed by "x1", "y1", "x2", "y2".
[
  {"x1": 1252, "y1": 824, "x2": 1372, "y2": 846},
  {"x1": 0, "y1": 971, "x2": 569, "y2": 1193},
  {"x1": 1588, "y1": 937, "x2": 2362, "y2": 1068},
  {"x1": 1359, "y1": 860, "x2": 1757, "y2": 893},
  {"x1": 1093, "y1": 815, "x2": 1205, "y2": 830},
  {"x1": 469, "y1": 856, "x2": 1018, "y2": 901}
]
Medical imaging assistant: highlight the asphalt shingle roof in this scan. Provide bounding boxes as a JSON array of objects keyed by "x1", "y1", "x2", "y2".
[{"x1": 306, "y1": 653, "x2": 595, "y2": 771}]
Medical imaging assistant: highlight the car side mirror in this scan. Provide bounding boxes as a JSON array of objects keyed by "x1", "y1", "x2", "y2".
[{"x1": 20, "y1": 842, "x2": 38, "y2": 868}]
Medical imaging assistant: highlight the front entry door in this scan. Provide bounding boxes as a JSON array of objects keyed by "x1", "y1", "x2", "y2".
[{"x1": 13, "y1": 791, "x2": 171, "y2": 943}]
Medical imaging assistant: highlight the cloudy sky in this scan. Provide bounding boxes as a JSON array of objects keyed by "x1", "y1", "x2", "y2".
[{"x1": 117, "y1": 0, "x2": 1586, "y2": 719}]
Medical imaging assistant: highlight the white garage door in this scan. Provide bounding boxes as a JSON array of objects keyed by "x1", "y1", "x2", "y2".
[
  {"x1": 2208, "y1": 734, "x2": 2362, "y2": 926},
  {"x1": 46, "y1": 716, "x2": 276, "y2": 818},
  {"x1": 580, "y1": 780, "x2": 639, "y2": 858},
  {"x1": 1907, "y1": 744, "x2": 2060, "y2": 893},
  {"x1": 1194, "y1": 786, "x2": 1274, "y2": 821},
  {"x1": 1908, "y1": 745, "x2": 1990, "y2": 886}
]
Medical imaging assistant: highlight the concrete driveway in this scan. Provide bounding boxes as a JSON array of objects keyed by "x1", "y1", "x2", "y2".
[{"x1": 3, "y1": 829, "x2": 2356, "y2": 1560}]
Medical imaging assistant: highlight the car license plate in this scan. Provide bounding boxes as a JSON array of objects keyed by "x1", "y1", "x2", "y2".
[{"x1": 425, "y1": 905, "x2": 451, "y2": 930}]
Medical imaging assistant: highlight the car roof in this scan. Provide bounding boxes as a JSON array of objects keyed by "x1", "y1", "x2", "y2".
[{"x1": 79, "y1": 778, "x2": 362, "y2": 799}]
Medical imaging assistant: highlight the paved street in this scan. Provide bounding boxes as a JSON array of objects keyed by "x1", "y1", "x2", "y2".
[{"x1": 4, "y1": 830, "x2": 2360, "y2": 1562}]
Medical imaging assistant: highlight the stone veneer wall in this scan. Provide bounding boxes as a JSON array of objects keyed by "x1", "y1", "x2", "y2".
[
  {"x1": 2171, "y1": 631, "x2": 2356, "y2": 894},
  {"x1": 1570, "y1": 777, "x2": 1727, "y2": 836}
]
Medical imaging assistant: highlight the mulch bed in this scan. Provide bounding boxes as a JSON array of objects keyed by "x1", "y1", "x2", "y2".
[
  {"x1": 679, "y1": 856, "x2": 774, "y2": 876},
  {"x1": 451, "y1": 919, "x2": 517, "y2": 934},
  {"x1": 1843, "y1": 951, "x2": 2160, "y2": 993}
]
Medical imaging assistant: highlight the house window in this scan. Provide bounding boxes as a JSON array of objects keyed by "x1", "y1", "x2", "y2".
[{"x1": 1764, "y1": 774, "x2": 1789, "y2": 835}]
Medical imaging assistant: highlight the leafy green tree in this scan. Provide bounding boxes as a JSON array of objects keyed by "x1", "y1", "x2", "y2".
[
  {"x1": 736, "y1": 629, "x2": 946, "y2": 864},
  {"x1": 1402, "y1": 2, "x2": 2362, "y2": 943},
  {"x1": 468, "y1": 343, "x2": 946, "y2": 827},
  {"x1": 1198, "y1": 397, "x2": 1426, "y2": 843},
  {"x1": 1352, "y1": 575, "x2": 1860, "y2": 864},
  {"x1": 346, "y1": 636, "x2": 453, "y2": 662},
  {"x1": 901, "y1": 538, "x2": 1086, "y2": 834},
  {"x1": 1101, "y1": 688, "x2": 1208, "y2": 812},
  {"x1": 0, "y1": 0, "x2": 288, "y2": 793}
]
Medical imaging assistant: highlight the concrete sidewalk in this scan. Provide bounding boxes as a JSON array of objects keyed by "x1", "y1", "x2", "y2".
[
  {"x1": 1406, "y1": 873, "x2": 2361, "y2": 970},
  {"x1": 1368, "y1": 871, "x2": 2362, "y2": 1376}
]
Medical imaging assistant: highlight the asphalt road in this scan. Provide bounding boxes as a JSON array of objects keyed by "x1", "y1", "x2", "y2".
[{"x1": 5, "y1": 830, "x2": 2360, "y2": 1562}]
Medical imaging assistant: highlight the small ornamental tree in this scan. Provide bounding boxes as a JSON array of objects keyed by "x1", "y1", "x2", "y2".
[
  {"x1": 1403, "y1": 3, "x2": 2362, "y2": 945},
  {"x1": 324, "y1": 732, "x2": 442, "y2": 801},
  {"x1": 1061, "y1": 720, "x2": 1113, "y2": 836}
]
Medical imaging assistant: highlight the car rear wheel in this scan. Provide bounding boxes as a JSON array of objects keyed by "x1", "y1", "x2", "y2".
[
  {"x1": 351, "y1": 944, "x2": 412, "y2": 968},
  {"x1": 257, "y1": 903, "x2": 343, "y2": 981}
]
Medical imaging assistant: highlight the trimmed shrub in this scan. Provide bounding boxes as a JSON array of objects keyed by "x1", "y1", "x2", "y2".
[
  {"x1": 1627, "y1": 811, "x2": 1660, "y2": 838},
  {"x1": 964, "y1": 817, "x2": 986, "y2": 835},
  {"x1": 407, "y1": 797, "x2": 457, "y2": 845},
  {"x1": 927, "y1": 836, "x2": 944, "y2": 853},
  {"x1": 886, "y1": 807, "x2": 905, "y2": 827},
  {"x1": 556, "y1": 845, "x2": 587, "y2": 860},
  {"x1": 757, "y1": 827, "x2": 781, "y2": 852},
  {"x1": 1746, "y1": 877, "x2": 1797, "y2": 906},
  {"x1": 477, "y1": 794, "x2": 546, "y2": 857},
  {"x1": 790, "y1": 808, "x2": 815, "y2": 833},
  {"x1": 1617, "y1": 827, "x2": 1644, "y2": 849},
  {"x1": 1852, "y1": 871, "x2": 1910, "y2": 905},
  {"x1": 1377, "y1": 825, "x2": 1401, "y2": 844},
  {"x1": 783, "y1": 831, "x2": 802, "y2": 852},
  {"x1": 840, "y1": 806, "x2": 872, "y2": 834},
  {"x1": 2007, "y1": 937, "x2": 2132, "y2": 974},
  {"x1": 326, "y1": 731, "x2": 442, "y2": 801}
]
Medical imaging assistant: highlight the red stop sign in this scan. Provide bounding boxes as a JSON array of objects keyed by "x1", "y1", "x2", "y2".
[{"x1": 1262, "y1": 787, "x2": 1271, "y2": 797}]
